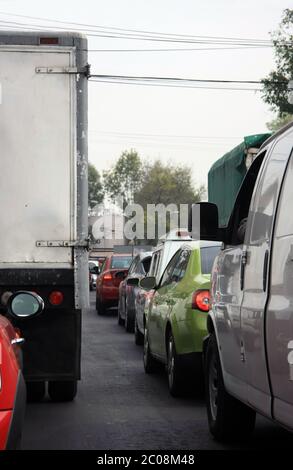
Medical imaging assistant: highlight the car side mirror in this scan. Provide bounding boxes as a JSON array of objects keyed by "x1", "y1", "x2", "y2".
[
  {"x1": 7, "y1": 291, "x2": 44, "y2": 319},
  {"x1": 188, "y1": 202, "x2": 224, "y2": 241},
  {"x1": 127, "y1": 278, "x2": 139, "y2": 286},
  {"x1": 140, "y1": 276, "x2": 156, "y2": 291}
]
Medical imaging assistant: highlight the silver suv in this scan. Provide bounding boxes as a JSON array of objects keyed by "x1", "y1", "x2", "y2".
[{"x1": 192, "y1": 122, "x2": 293, "y2": 440}]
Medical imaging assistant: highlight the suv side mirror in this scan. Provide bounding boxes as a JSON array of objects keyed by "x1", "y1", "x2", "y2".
[
  {"x1": 188, "y1": 202, "x2": 223, "y2": 241},
  {"x1": 140, "y1": 276, "x2": 156, "y2": 291}
]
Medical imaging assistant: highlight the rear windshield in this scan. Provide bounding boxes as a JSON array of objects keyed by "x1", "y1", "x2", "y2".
[
  {"x1": 111, "y1": 256, "x2": 133, "y2": 269},
  {"x1": 200, "y1": 246, "x2": 221, "y2": 274}
]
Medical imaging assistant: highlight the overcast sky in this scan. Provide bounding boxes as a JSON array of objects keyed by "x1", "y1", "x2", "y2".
[{"x1": 0, "y1": 0, "x2": 291, "y2": 188}]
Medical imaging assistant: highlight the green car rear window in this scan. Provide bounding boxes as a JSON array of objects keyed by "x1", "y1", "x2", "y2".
[{"x1": 200, "y1": 246, "x2": 221, "y2": 274}]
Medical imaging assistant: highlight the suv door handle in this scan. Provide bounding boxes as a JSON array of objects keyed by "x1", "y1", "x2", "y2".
[
  {"x1": 240, "y1": 250, "x2": 247, "y2": 290},
  {"x1": 263, "y1": 250, "x2": 269, "y2": 291}
]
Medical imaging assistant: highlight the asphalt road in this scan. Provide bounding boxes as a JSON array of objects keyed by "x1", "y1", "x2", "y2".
[{"x1": 22, "y1": 292, "x2": 293, "y2": 450}]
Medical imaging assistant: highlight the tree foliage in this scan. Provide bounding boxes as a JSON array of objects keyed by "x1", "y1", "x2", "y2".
[
  {"x1": 88, "y1": 162, "x2": 104, "y2": 209},
  {"x1": 134, "y1": 160, "x2": 205, "y2": 244},
  {"x1": 266, "y1": 112, "x2": 293, "y2": 132},
  {"x1": 261, "y1": 9, "x2": 293, "y2": 115},
  {"x1": 103, "y1": 150, "x2": 144, "y2": 206},
  {"x1": 135, "y1": 160, "x2": 204, "y2": 207}
]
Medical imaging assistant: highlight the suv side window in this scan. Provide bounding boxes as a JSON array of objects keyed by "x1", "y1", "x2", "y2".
[
  {"x1": 135, "y1": 260, "x2": 145, "y2": 275},
  {"x1": 160, "y1": 250, "x2": 181, "y2": 287},
  {"x1": 170, "y1": 250, "x2": 190, "y2": 283},
  {"x1": 150, "y1": 251, "x2": 162, "y2": 278},
  {"x1": 247, "y1": 135, "x2": 293, "y2": 246},
  {"x1": 128, "y1": 256, "x2": 139, "y2": 275},
  {"x1": 149, "y1": 252, "x2": 158, "y2": 276},
  {"x1": 142, "y1": 257, "x2": 151, "y2": 275},
  {"x1": 226, "y1": 151, "x2": 266, "y2": 245},
  {"x1": 274, "y1": 150, "x2": 293, "y2": 238}
]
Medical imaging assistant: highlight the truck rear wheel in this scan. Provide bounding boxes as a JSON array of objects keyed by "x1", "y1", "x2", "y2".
[
  {"x1": 48, "y1": 380, "x2": 77, "y2": 402},
  {"x1": 26, "y1": 381, "x2": 46, "y2": 403},
  {"x1": 206, "y1": 334, "x2": 256, "y2": 441}
]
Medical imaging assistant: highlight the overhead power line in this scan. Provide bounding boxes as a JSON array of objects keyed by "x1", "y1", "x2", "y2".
[
  {"x1": 89, "y1": 130, "x2": 241, "y2": 140},
  {"x1": 0, "y1": 11, "x2": 275, "y2": 44},
  {"x1": 0, "y1": 15, "x2": 290, "y2": 49},
  {"x1": 89, "y1": 74, "x2": 273, "y2": 85},
  {"x1": 89, "y1": 79, "x2": 262, "y2": 91},
  {"x1": 0, "y1": 21, "x2": 275, "y2": 50},
  {"x1": 0, "y1": 19, "x2": 273, "y2": 45},
  {"x1": 88, "y1": 74, "x2": 284, "y2": 91},
  {"x1": 87, "y1": 45, "x2": 272, "y2": 53}
]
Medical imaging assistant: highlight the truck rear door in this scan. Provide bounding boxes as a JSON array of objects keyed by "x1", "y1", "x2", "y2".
[{"x1": 0, "y1": 44, "x2": 76, "y2": 267}]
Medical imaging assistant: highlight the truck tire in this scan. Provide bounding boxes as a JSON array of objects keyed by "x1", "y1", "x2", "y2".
[
  {"x1": 134, "y1": 316, "x2": 144, "y2": 345},
  {"x1": 48, "y1": 380, "x2": 77, "y2": 402},
  {"x1": 206, "y1": 334, "x2": 256, "y2": 441},
  {"x1": 166, "y1": 330, "x2": 185, "y2": 397},
  {"x1": 26, "y1": 381, "x2": 46, "y2": 403}
]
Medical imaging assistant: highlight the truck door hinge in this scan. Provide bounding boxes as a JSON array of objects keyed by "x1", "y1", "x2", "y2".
[
  {"x1": 36, "y1": 64, "x2": 91, "y2": 78},
  {"x1": 36, "y1": 238, "x2": 90, "y2": 250}
]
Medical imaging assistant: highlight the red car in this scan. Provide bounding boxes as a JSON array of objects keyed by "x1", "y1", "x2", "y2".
[
  {"x1": 0, "y1": 291, "x2": 43, "y2": 450},
  {"x1": 96, "y1": 254, "x2": 133, "y2": 315}
]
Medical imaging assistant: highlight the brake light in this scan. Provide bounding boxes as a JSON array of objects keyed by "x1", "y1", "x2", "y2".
[
  {"x1": 49, "y1": 291, "x2": 64, "y2": 306},
  {"x1": 103, "y1": 273, "x2": 112, "y2": 281},
  {"x1": 40, "y1": 37, "x2": 59, "y2": 45},
  {"x1": 192, "y1": 290, "x2": 210, "y2": 312}
]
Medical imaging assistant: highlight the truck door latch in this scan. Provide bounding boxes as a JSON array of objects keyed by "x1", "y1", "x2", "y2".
[
  {"x1": 36, "y1": 238, "x2": 90, "y2": 250},
  {"x1": 35, "y1": 64, "x2": 91, "y2": 78}
]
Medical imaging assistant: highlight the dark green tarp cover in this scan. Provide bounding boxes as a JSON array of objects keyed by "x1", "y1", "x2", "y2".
[{"x1": 208, "y1": 133, "x2": 271, "y2": 227}]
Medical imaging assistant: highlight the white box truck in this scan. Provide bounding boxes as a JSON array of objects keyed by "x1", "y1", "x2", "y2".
[{"x1": 0, "y1": 32, "x2": 89, "y2": 401}]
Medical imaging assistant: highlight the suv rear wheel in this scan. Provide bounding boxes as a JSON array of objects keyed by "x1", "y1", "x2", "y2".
[
  {"x1": 117, "y1": 300, "x2": 124, "y2": 326},
  {"x1": 206, "y1": 334, "x2": 256, "y2": 441},
  {"x1": 167, "y1": 331, "x2": 185, "y2": 397},
  {"x1": 134, "y1": 316, "x2": 144, "y2": 345},
  {"x1": 125, "y1": 303, "x2": 135, "y2": 333},
  {"x1": 143, "y1": 323, "x2": 157, "y2": 373}
]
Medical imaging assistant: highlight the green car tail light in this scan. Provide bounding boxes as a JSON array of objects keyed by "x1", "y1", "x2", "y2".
[{"x1": 192, "y1": 289, "x2": 210, "y2": 312}]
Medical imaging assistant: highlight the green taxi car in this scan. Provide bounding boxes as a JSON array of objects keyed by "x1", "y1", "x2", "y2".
[{"x1": 141, "y1": 241, "x2": 221, "y2": 396}]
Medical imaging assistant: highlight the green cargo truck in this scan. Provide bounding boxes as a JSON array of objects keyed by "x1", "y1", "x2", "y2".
[{"x1": 208, "y1": 134, "x2": 271, "y2": 227}]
